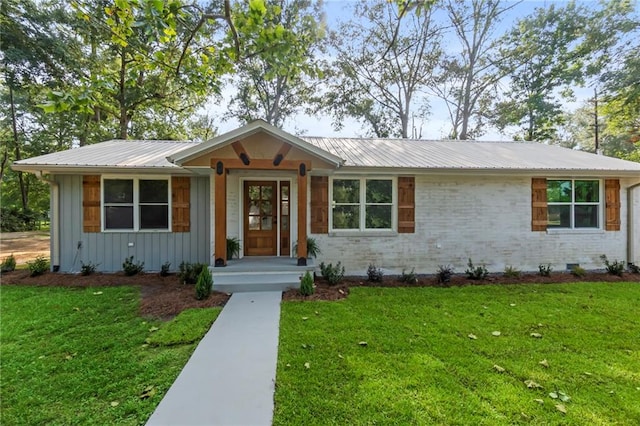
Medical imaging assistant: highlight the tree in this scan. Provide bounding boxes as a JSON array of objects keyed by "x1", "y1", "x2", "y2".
[
  {"x1": 323, "y1": 0, "x2": 442, "y2": 138},
  {"x1": 225, "y1": 0, "x2": 325, "y2": 128},
  {"x1": 493, "y1": 1, "x2": 637, "y2": 141}
]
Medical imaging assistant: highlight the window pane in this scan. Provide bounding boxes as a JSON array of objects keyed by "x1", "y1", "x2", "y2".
[
  {"x1": 261, "y1": 185, "x2": 273, "y2": 200},
  {"x1": 366, "y1": 180, "x2": 392, "y2": 203},
  {"x1": 249, "y1": 185, "x2": 260, "y2": 201},
  {"x1": 333, "y1": 180, "x2": 360, "y2": 204},
  {"x1": 261, "y1": 201, "x2": 272, "y2": 215},
  {"x1": 333, "y1": 205, "x2": 359, "y2": 229},
  {"x1": 547, "y1": 205, "x2": 570, "y2": 228},
  {"x1": 104, "y1": 180, "x2": 133, "y2": 203},
  {"x1": 249, "y1": 215, "x2": 260, "y2": 230},
  {"x1": 140, "y1": 205, "x2": 168, "y2": 229},
  {"x1": 366, "y1": 205, "x2": 392, "y2": 229},
  {"x1": 575, "y1": 180, "x2": 599, "y2": 203},
  {"x1": 262, "y1": 216, "x2": 273, "y2": 230},
  {"x1": 575, "y1": 205, "x2": 598, "y2": 228},
  {"x1": 547, "y1": 180, "x2": 571, "y2": 203},
  {"x1": 105, "y1": 206, "x2": 133, "y2": 229},
  {"x1": 140, "y1": 180, "x2": 168, "y2": 203}
]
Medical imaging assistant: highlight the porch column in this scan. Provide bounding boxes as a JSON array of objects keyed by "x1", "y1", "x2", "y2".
[
  {"x1": 214, "y1": 160, "x2": 227, "y2": 266},
  {"x1": 297, "y1": 162, "x2": 308, "y2": 266}
]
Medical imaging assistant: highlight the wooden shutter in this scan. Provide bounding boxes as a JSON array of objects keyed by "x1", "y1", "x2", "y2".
[
  {"x1": 531, "y1": 178, "x2": 547, "y2": 231},
  {"x1": 398, "y1": 176, "x2": 415, "y2": 233},
  {"x1": 310, "y1": 176, "x2": 328, "y2": 234},
  {"x1": 83, "y1": 175, "x2": 101, "y2": 232},
  {"x1": 605, "y1": 179, "x2": 621, "y2": 231},
  {"x1": 172, "y1": 176, "x2": 191, "y2": 232}
]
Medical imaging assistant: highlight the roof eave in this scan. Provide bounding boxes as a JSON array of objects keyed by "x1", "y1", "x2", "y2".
[
  {"x1": 335, "y1": 165, "x2": 640, "y2": 177},
  {"x1": 11, "y1": 163, "x2": 191, "y2": 175}
]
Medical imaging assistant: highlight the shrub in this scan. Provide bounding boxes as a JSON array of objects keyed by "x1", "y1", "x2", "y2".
[
  {"x1": 195, "y1": 267, "x2": 213, "y2": 300},
  {"x1": 367, "y1": 263, "x2": 384, "y2": 282},
  {"x1": 160, "y1": 261, "x2": 171, "y2": 277},
  {"x1": 629, "y1": 263, "x2": 640, "y2": 274},
  {"x1": 27, "y1": 256, "x2": 49, "y2": 277},
  {"x1": 1, "y1": 254, "x2": 16, "y2": 273},
  {"x1": 294, "y1": 237, "x2": 322, "y2": 258},
  {"x1": 600, "y1": 254, "x2": 624, "y2": 277},
  {"x1": 538, "y1": 263, "x2": 553, "y2": 277},
  {"x1": 571, "y1": 265, "x2": 586, "y2": 278},
  {"x1": 226, "y1": 237, "x2": 240, "y2": 260},
  {"x1": 178, "y1": 262, "x2": 206, "y2": 284},
  {"x1": 80, "y1": 261, "x2": 99, "y2": 276},
  {"x1": 300, "y1": 271, "x2": 314, "y2": 296},
  {"x1": 319, "y1": 261, "x2": 345, "y2": 286},
  {"x1": 503, "y1": 265, "x2": 521, "y2": 279},
  {"x1": 436, "y1": 264, "x2": 454, "y2": 285},
  {"x1": 400, "y1": 268, "x2": 418, "y2": 284},
  {"x1": 465, "y1": 258, "x2": 488, "y2": 280},
  {"x1": 122, "y1": 256, "x2": 144, "y2": 276}
]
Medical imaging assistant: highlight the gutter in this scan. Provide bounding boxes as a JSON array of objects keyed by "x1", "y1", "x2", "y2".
[
  {"x1": 628, "y1": 182, "x2": 640, "y2": 267},
  {"x1": 35, "y1": 171, "x2": 60, "y2": 272}
]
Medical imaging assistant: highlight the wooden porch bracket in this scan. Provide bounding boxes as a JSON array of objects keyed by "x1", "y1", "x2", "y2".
[
  {"x1": 273, "y1": 143, "x2": 292, "y2": 166},
  {"x1": 231, "y1": 141, "x2": 250, "y2": 165}
]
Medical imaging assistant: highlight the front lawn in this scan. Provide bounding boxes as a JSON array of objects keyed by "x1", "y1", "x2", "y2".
[
  {"x1": 275, "y1": 283, "x2": 640, "y2": 425},
  {"x1": 0, "y1": 286, "x2": 220, "y2": 425}
]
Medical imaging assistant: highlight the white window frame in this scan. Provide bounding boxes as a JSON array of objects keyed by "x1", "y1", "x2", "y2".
[
  {"x1": 101, "y1": 175, "x2": 172, "y2": 232},
  {"x1": 547, "y1": 178, "x2": 602, "y2": 230},
  {"x1": 329, "y1": 176, "x2": 397, "y2": 232}
]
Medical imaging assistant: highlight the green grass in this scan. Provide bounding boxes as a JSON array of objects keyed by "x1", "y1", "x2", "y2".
[
  {"x1": 147, "y1": 307, "x2": 221, "y2": 346},
  {"x1": 275, "y1": 283, "x2": 640, "y2": 425},
  {"x1": 0, "y1": 286, "x2": 218, "y2": 425}
]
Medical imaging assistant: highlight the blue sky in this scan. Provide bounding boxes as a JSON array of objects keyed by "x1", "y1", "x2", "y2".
[{"x1": 207, "y1": 0, "x2": 611, "y2": 140}]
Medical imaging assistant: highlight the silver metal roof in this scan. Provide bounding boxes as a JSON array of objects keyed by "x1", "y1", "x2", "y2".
[
  {"x1": 13, "y1": 140, "x2": 198, "y2": 172},
  {"x1": 301, "y1": 137, "x2": 640, "y2": 173}
]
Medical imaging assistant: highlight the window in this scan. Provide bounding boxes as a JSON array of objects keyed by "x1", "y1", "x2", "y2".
[
  {"x1": 103, "y1": 178, "x2": 169, "y2": 231},
  {"x1": 547, "y1": 179, "x2": 600, "y2": 229},
  {"x1": 332, "y1": 178, "x2": 394, "y2": 231}
]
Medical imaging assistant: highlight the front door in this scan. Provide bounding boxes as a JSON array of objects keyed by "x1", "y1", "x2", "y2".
[{"x1": 244, "y1": 181, "x2": 278, "y2": 256}]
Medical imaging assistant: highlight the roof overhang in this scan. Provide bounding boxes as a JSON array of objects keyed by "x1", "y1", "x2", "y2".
[
  {"x1": 10, "y1": 164, "x2": 192, "y2": 175},
  {"x1": 168, "y1": 119, "x2": 344, "y2": 168}
]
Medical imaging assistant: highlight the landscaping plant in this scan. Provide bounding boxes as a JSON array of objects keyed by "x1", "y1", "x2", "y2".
[
  {"x1": 160, "y1": 261, "x2": 171, "y2": 277},
  {"x1": 299, "y1": 271, "x2": 314, "y2": 296},
  {"x1": 503, "y1": 265, "x2": 521, "y2": 279},
  {"x1": 122, "y1": 256, "x2": 144, "y2": 276},
  {"x1": 226, "y1": 237, "x2": 241, "y2": 260},
  {"x1": 538, "y1": 263, "x2": 553, "y2": 277},
  {"x1": 600, "y1": 254, "x2": 625, "y2": 277},
  {"x1": 400, "y1": 268, "x2": 418, "y2": 284},
  {"x1": 367, "y1": 263, "x2": 384, "y2": 282},
  {"x1": 80, "y1": 261, "x2": 99, "y2": 276},
  {"x1": 465, "y1": 258, "x2": 488, "y2": 280},
  {"x1": 294, "y1": 237, "x2": 322, "y2": 258},
  {"x1": 178, "y1": 262, "x2": 206, "y2": 284},
  {"x1": 570, "y1": 265, "x2": 586, "y2": 278},
  {"x1": 195, "y1": 267, "x2": 213, "y2": 300},
  {"x1": 629, "y1": 263, "x2": 640, "y2": 274},
  {"x1": 436, "y1": 264, "x2": 454, "y2": 285},
  {"x1": 320, "y1": 261, "x2": 345, "y2": 285},
  {"x1": 27, "y1": 256, "x2": 49, "y2": 277},
  {"x1": 1, "y1": 254, "x2": 16, "y2": 273}
]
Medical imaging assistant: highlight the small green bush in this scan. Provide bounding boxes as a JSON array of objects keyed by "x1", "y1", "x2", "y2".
[
  {"x1": 195, "y1": 267, "x2": 213, "y2": 300},
  {"x1": 300, "y1": 271, "x2": 315, "y2": 296},
  {"x1": 80, "y1": 261, "x2": 99, "y2": 276},
  {"x1": 503, "y1": 265, "x2": 521, "y2": 279},
  {"x1": 436, "y1": 265, "x2": 454, "y2": 285},
  {"x1": 27, "y1": 256, "x2": 49, "y2": 277},
  {"x1": 538, "y1": 263, "x2": 553, "y2": 277},
  {"x1": 600, "y1": 254, "x2": 624, "y2": 277},
  {"x1": 629, "y1": 263, "x2": 640, "y2": 274},
  {"x1": 122, "y1": 256, "x2": 144, "y2": 276},
  {"x1": 571, "y1": 265, "x2": 586, "y2": 278},
  {"x1": 294, "y1": 237, "x2": 322, "y2": 258},
  {"x1": 226, "y1": 237, "x2": 240, "y2": 260},
  {"x1": 178, "y1": 262, "x2": 206, "y2": 284},
  {"x1": 400, "y1": 268, "x2": 418, "y2": 284},
  {"x1": 160, "y1": 261, "x2": 171, "y2": 277},
  {"x1": 465, "y1": 259, "x2": 488, "y2": 280},
  {"x1": 320, "y1": 261, "x2": 345, "y2": 285},
  {"x1": 1, "y1": 254, "x2": 17, "y2": 273},
  {"x1": 367, "y1": 263, "x2": 384, "y2": 282}
]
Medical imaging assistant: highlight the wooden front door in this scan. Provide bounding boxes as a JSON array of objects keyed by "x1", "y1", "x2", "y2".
[{"x1": 244, "y1": 181, "x2": 278, "y2": 256}]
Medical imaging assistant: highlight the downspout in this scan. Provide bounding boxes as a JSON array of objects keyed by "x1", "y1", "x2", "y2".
[
  {"x1": 35, "y1": 171, "x2": 60, "y2": 272},
  {"x1": 628, "y1": 182, "x2": 640, "y2": 267}
]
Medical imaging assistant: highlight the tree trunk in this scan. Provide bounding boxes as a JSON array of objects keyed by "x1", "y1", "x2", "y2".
[
  {"x1": 9, "y1": 84, "x2": 28, "y2": 212},
  {"x1": 118, "y1": 46, "x2": 128, "y2": 139}
]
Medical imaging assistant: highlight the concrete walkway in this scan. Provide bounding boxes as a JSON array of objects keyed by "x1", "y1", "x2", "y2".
[{"x1": 146, "y1": 291, "x2": 282, "y2": 426}]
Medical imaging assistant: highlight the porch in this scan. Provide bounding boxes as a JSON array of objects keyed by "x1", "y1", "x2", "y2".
[{"x1": 210, "y1": 257, "x2": 316, "y2": 293}]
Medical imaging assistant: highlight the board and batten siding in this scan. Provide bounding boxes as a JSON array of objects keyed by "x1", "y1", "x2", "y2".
[
  {"x1": 55, "y1": 174, "x2": 210, "y2": 272},
  {"x1": 310, "y1": 175, "x2": 637, "y2": 275}
]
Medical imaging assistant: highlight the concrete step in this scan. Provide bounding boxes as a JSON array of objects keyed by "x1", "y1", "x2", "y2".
[{"x1": 211, "y1": 269, "x2": 309, "y2": 293}]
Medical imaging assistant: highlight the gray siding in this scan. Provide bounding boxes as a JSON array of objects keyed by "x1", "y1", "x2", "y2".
[{"x1": 55, "y1": 175, "x2": 210, "y2": 272}]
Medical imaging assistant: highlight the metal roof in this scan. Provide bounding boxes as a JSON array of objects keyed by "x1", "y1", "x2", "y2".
[
  {"x1": 13, "y1": 140, "x2": 198, "y2": 172},
  {"x1": 301, "y1": 137, "x2": 640, "y2": 173}
]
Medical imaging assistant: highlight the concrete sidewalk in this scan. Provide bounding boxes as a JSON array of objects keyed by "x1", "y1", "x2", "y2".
[{"x1": 146, "y1": 291, "x2": 282, "y2": 426}]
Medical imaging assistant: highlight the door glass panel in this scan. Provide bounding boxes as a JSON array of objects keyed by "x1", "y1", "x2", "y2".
[
  {"x1": 282, "y1": 201, "x2": 289, "y2": 215},
  {"x1": 282, "y1": 186, "x2": 289, "y2": 200},
  {"x1": 262, "y1": 216, "x2": 273, "y2": 230},
  {"x1": 262, "y1": 201, "x2": 272, "y2": 215},
  {"x1": 282, "y1": 216, "x2": 288, "y2": 231},
  {"x1": 261, "y1": 185, "x2": 272, "y2": 200},
  {"x1": 249, "y1": 185, "x2": 260, "y2": 201}
]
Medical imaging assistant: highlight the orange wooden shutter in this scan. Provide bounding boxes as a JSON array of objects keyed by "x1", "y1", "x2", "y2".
[
  {"x1": 398, "y1": 176, "x2": 415, "y2": 233},
  {"x1": 310, "y1": 176, "x2": 328, "y2": 234},
  {"x1": 531, "y1": 178, "x2": 548, "y2": 231},
  {"x1": 172, "y1": 177, "x2": 191, "y2": 232},
  {"x1": 83, "y1": 175, "x2": 101, "y2": 232},
  {"x1": 605, "y1": 179, "x2": 621, "y2": 231}
]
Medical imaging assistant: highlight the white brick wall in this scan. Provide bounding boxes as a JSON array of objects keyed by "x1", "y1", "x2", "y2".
[{"x1": 311, "y1": 175, "x2": 638, "y2": 275}]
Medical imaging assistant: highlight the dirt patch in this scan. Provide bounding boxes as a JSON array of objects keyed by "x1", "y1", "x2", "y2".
[
  {"x1": 1, "y1": 231, "x2": 50, "y2": 264},
  {"x1": 1, "y1": 270, "x2": 230, "y2": 319}
]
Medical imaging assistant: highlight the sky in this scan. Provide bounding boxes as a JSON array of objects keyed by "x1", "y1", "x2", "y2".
[{"x1": 204, "y1": 0, "x2": 604, "y2": 141}]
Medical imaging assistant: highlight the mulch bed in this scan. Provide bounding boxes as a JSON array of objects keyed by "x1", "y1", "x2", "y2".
[{"x1": 3, "y1": 269, "x2": 638, "y2": 317}]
